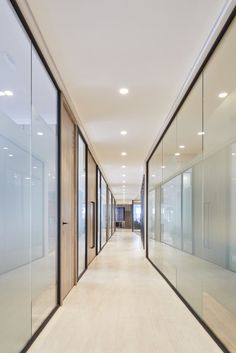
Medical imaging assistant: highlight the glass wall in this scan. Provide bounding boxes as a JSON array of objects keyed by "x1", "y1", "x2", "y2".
[
  {"x1": 107, "y1": 189, "x2": 112, "y2": 239},
  {"x1": 101, "y1": 176, "x2": 107, "y2": 247},
  {"x1": 147, "y1": 15, "x2": 236, "y2": 352},
  {"x1": 97, "y1": 168, "x2": 101, "y2": 253},
  {"x1": 78, "y1": 134, "x2": 86, "y2": 277},
  {"x1": 0, "y1": 1, "x2": 58, "y2": 352},
  {"x1": 132, "y1": 201, "x2": 141, "y2": 232}
]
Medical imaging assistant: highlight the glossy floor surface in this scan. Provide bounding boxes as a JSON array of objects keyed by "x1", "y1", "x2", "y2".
[{"x1": 28, "y1": 230, "x2": 222, "y2": 353}]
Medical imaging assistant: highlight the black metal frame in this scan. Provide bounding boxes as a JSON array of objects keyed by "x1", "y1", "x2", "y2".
[{"x1": 145, "y1": 7, "x2": 236, "y2": 353}]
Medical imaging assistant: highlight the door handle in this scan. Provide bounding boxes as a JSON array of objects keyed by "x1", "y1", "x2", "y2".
[{"x1": 62, "y1": 222, "x2": 68, "y2": 225}]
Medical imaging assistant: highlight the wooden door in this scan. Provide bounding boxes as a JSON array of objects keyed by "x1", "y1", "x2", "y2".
[
  {"x1": 87, "y1": 151, "x2": 96, "y2": 264},
  {"x1": 60, "y1": 101, "x2": 76, "y2": 302}
]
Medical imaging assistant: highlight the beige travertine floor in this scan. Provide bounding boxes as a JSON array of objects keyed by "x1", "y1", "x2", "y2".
[{"x1": 28, "y1": 230, "x2": 222, "y2": 353}]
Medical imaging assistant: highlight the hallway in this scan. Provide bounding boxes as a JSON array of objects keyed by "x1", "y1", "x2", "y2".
[{"x1": 28, "y1": 231, "x2": 221, "y2": 353}]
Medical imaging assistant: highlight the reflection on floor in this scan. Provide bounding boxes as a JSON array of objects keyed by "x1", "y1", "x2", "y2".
[
  {"x1": 149, "y1": 240, "x2": 236, "y2": 353},
  {"x1": 27, "y1": 230, "x2": 221, "y2": 353}
]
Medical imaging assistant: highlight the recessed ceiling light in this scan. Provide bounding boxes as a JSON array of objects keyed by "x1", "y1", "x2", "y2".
[
  {"x1": 119, "y1": 88, "x2": 129, "y2": 95},
  {"x1": 151, "y1": 174, "x2": 156, "y2": 177},
  {"x1": 197, "y1": 131, "x2": 205, "y2": 136},
  {"x1": 122, "y1": 165, "x2": 126, "y2": 168},
  {"x1": 120, "y1": 130, "x2": 127, "y2": 136},
  {"x1": 161, "y1": 165, "x2": 166, "y2": 169},
  {"x1": 8, "y1": 154, "x2": 13, "y2": 157},
  {"x1": 218, "y1": 92, "x2": 228, "y2": 99},
  {"x1": 3, "y1": 146, "x2": 8, "y2": 150},
  {"x1": 122, "y1": 174, "x2": 126, "y2": 177},
  {"x1": 25, "y1": 177, "x2": 31, "y2": 180},
  {"x1": 37, "y1": 131, "x2": 44, "y2": 136},
  {"x1": 179, "y1": 145, "x2": 185, "y2": 149},
  {"x1": 121, "y1": 152, "x2": 127, "y2": 156},
  {"x1": 33, "y1": 166, "x2": 37, "y2": 169},
  {"x1": 174, "y1": 152, "x2": 181, "y2": 156},
  {"x1": 0, "y1": 91, "x2": 5, "y2": 96},
  {"x1": 4, "y1": 90, "x2": 13, "y2": 96}
]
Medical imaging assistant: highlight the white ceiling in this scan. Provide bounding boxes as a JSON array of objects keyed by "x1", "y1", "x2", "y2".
[{"x1": 17, "y1": 0, "x2": 232, "y2": 201}]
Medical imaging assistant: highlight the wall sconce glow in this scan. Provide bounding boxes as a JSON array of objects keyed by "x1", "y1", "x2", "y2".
[
  {"x1": 4, "y1": 90, "x2": 13, "y2": 96},
  {"x1": 179, "y1": 145, "x2": 185, "y2": 149},
  {"x1": 120, "y1": 130, "x2": 127, "y2": 136},
  {"x1": 197, "y1": 131, "x2": 205, "y2": 136},
  {"x1": 121, "y1": 152, "x2": 127, "y2": 156},
  {"x1": 8, "y1": 154, "x2": 13, "y2": 157},
  {"x1": 119, "y1": 88, "x2": 129, "y2": 95},
  {"x1": 174, "y1": 152, "x2": 181, "y2": 156},
  {"x1": 232, "y1": 152, "x2": 236, "y2": 156},
  {"x1": 3, "y1": 146, "x2": 8, "y2": 150},
  {"x1": 37, "y1": 131, "x2": 44, "y2": 136},
  {"x1": 218, "y1": 92, "x2": 228, "y2": 98},
  {"x1": 161, "y1": 165, "x2": 166, "y2": 169},
  {"x1": 122, "y1": 165, "x2": 126, "y2": 168}
]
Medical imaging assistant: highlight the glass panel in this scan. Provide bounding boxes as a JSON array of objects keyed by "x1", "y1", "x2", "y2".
[
  {"x1": 133, "y1": 202, "x2": 141, "y2": 231},
  {"x1": 107, "y1": 190, "x2": 112, "y2": 239},
  {"x1": 31, "y1": 49, "x2": 58, "y2": 332},
  {"x1": 101, "y1": 177, "x2": 107, "y2": 247},
  {"x1": 78, "y1": 135, "x2": 86, "y2": 277},
  {"x1": 0, "y1": 1, "x2": 31, "y2": 351},
  {"x1": 161, "y1": 175, "x2": 182, "y2": 250},
  {"x1": 202, "y1": 17, "x2": 236, "y2": 349},
  {"x1": 97, "y1": 169, "x2": 101, "y2": 253},
  {"x1": 162, "y1": 121, "x2": 178, "y2": 182},
  {"x1": 148, "y1": 143, "x2": 162, "y2": 265},
  {"x1": 182, "y1": 169, "x2": 192, "y2": 254}
]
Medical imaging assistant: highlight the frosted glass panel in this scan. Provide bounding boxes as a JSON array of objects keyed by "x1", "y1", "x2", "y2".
[
  {"x1": 108, "y1": 190, "x2": 112, "y2": 239},
  {"x1": 0, "y1": 1, "x2": 59, "y2": 352},
  {"x1": 78, "y1": 135, "x2": 86, "y2": 277},
  {"x1": 0, "y1": 1, "x2": 31, "y2": 352},
  {"x1": 97, "y1": 169, "x2": 101, "y2": 253},
  {"x1": 31, "y1": 49, "x2": 58, "y2": 333},
  {"x1": 161, "y1": 175, "x2": 182, "y2": 249},
  {"x1": 101, "y1": 177, "x2": 107, "y2": 247}
]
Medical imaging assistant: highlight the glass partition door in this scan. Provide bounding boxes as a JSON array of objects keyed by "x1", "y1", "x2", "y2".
[{"x1": 78, "y1": 134, "x2": 86, "y2": 277}]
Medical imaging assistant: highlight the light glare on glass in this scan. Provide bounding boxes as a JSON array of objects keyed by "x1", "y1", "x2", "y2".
[
  {"x1": 119, "y1": 88, "x2": 129, "y2": 95},
  {"x1": 218, "y1": 92, "x2": 228, "y2": 98},
  {"x1": 4, "y1": 90, "x2": 13, "y2": 96}
]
